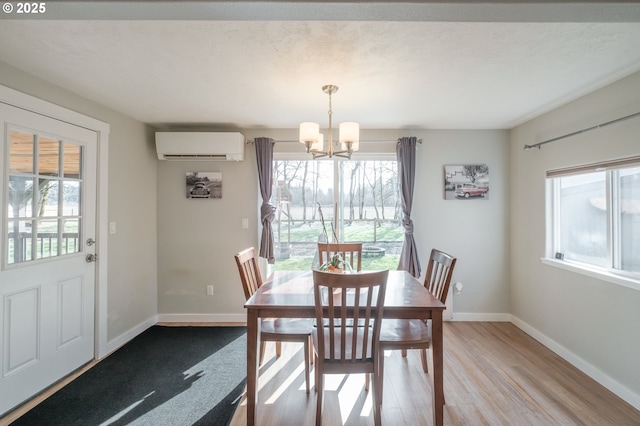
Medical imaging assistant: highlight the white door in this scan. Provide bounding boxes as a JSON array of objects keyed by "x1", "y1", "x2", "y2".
[{"x1": 0, "y1": 103, "x2": 97, "y2": 415}]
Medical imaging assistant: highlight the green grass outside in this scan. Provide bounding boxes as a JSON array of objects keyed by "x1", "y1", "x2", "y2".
[
  {"x1": 278, "y1": 221, "x2": 403, "y2": 243},
  {"x1": 272, "y1": 254, "x2": 401, "y2": 271}
]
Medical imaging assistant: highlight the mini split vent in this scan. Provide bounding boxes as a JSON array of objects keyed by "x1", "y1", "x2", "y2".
[{"x1": 155, "y1": 132, "x2": 245, "y2": 161}]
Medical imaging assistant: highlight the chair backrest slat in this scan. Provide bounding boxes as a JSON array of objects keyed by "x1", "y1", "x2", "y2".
[
  {"x1": 234, "y1": 247, "x2": 263, "y2": 300},
  {"x1": 313, "y1": 270, "x2": 388, "y2": 363},
  {"x1": 424, "y1": 249, "x2": 457, "y2": 304}
]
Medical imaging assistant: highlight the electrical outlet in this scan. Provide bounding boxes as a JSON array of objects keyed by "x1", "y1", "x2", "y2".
[{"x1": 206, "y1": 285, "x2": 214, "y2": 296}]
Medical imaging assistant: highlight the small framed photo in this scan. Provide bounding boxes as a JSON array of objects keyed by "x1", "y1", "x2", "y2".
[
  {"x1": 186, "y1": 172, "x2": 222, "y2": 199},
  {"x1": 444, "y1": 165, "x2": 489, "y2": 200}
]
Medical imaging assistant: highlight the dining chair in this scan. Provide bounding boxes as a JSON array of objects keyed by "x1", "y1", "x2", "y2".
[
  {"x1": 234, "y1": 247, "x2": 313, "y2": 393},
  {"x1": 317, "y1": 242, "x2": 363, "y2": 272},
  {"x1": 312, "y1": 269, "x2": 388, "y2": 426},
  {"x1": 378, "y1": 248, "x2": 457, "y2": 403}
]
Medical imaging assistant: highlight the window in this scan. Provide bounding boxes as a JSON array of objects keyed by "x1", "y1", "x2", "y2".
[
  {"x1": 6, "y1": 130, "x2": 83, "y2": 264},
  {"x1": 547, "y1": 156, "x2": 640, "y2": 278},
  {"x1": 271, "y1": 158, "x2": 402, "y2": 271}
]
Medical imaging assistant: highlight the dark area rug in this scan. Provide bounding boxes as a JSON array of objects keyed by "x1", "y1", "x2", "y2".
[{"x1": 12, "y1": 326, "x2": 247, "y2": 426}]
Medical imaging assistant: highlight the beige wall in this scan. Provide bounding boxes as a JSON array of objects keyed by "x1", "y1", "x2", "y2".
[
  {"x1": 0, "y1": 61, "x2": 158, "y2": 343},
  {"x1": 510, "y1": 71, "x2": 640, "y2": 402},
  {"x1": 156, "y1": 141, "x2": 259, "y2": 318},
  {"x1": 156, "y1": 128, "x2": 511, "y2": 320},
  {"x1": 414, "y1": 129, "x2": 511, "y2": 317}
]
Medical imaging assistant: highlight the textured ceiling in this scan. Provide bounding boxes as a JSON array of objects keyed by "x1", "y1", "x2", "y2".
[{"x1": 0, "y1": 2, "x2": 639, "y2": 130}]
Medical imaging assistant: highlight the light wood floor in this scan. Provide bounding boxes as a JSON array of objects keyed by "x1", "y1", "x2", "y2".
[
  {"x1": 230, "y1": 322, "x2": 640, "y2": 426},
  {"x1": 3, "y1": 322, "x2": 638, "y2": 426}
]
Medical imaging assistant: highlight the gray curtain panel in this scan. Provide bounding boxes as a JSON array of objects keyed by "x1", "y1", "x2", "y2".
[
  {"x1": 255, "y1": 137, "x2": 276, "y2": 263},
  {"x1": 396, "y1": 136, "x2": 422, "y2": 278}
]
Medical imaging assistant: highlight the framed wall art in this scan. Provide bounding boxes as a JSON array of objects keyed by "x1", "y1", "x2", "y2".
[
  {"x1": 443, "y1": 165, "x2": 489, "y2": 200},
  {"x1": 186, "y1": 171, "x2": 222, "y2": 199}
]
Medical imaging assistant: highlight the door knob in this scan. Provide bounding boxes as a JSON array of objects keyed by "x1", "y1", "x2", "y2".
[{"x1": 86, "y1": 254, "x2": 98, "y2": 263}]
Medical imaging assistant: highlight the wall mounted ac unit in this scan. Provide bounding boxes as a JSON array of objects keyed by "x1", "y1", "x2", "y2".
[{"x1": 155, "y1": 132, "x2": 245, "y2": 161}]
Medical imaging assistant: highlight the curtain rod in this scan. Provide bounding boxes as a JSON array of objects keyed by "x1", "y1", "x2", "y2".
[
  {"x1": 248, "y1": 139, "x2": 422, "y2": 144},
  {"x1": 523, "y1": 111, "x2": 640, "y2": 151}
]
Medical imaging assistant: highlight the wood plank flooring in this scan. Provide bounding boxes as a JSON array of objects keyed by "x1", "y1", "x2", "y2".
[
  {"x1": 3, "y1": 322, "x2": 638, "y2": 426},
  {"x1": 230, "y1": 322, "x2": 640, "y2": 426}
]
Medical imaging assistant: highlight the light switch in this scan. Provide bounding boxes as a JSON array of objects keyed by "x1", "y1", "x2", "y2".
[
  {"x1": 109, "y1": 222, "x2": 116, "y2": 234},
  {"x1": 242, "y1": 218, "x2": 249, "y2": 229}
]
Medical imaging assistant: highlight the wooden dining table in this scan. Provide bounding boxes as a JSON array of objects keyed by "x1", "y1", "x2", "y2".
[{"x1": 244, "y1": 269, "x2": 446, "y2": 425}]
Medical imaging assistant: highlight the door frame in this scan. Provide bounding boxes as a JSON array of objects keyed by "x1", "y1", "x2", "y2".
[{"x1": 0, "y1": 84, "x2": 110, "y2": 359}]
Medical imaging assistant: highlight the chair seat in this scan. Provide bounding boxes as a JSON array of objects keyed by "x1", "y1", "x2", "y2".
[
  {"x1": 261, "y1": 317, "x2": 313, "y2": 337},
  {"x1": 380, "y1": 319, "x2": 431, "y2": 347},
  {"x1": 377, "y1": 249, "x2": 456, "y2": 407},
  {"x1": 235, "y1": 247, "x2": 313, "y2": 394}
]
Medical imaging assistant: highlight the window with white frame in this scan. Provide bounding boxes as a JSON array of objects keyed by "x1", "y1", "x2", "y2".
[
  {"x1": 547, "y1": 156, "x2": 640, "y2": 277},
  {"x1": 270, "y1": 157, "x2": 403, "y2": 271}
]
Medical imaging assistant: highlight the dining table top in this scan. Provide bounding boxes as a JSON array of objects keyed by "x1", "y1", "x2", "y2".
[{"x1": 244, "y1": 269, "x2": 446, "y2": 318}]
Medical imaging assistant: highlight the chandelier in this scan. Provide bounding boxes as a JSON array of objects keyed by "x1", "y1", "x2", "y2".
[{"x1": 299, "y1": 84, "x2": 360, "y2": 159}]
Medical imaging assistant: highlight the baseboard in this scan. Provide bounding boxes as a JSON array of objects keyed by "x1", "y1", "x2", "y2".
[
  {"x1": 156, "y1": 313, "x2": 247, "y2": 323},
  {"x1": 105, "y1": 316, "x2": 157, "y2": 356},
  {"x1": 511, "y1": 315, "x2": 640, "y2": 412},
  {"x1": 104, "y1": 314, "x2": 246, "y2": 358},
  {"x1": 450, "y1": 312, "x2": 511, "y2": 322}
]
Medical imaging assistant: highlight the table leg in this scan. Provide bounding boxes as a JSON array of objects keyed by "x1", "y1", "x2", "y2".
[
  {"x1": 431, "y1": 311, "x2": 444, "y2": 425},
  {"x1": 246, "y1": 309, "x2": 260, "y2": 426}
]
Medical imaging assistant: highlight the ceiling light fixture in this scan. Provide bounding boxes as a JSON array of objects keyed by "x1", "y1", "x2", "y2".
[{"x1": 299, "y1": 84, "x2": 359, "y2": 159}]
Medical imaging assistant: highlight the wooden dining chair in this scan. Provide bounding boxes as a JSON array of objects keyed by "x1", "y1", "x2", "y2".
[
  {"x1": 234, "y1": 247, "x2": 313, "y2": 393},
  {"x1": 378, "y1": 248, "x2": 457, "y2": 403},
  {"x1": 317, "y1": 242, "x2": 363, "y2": 272},
  {"x1": 312, "y1": 269, "x2": 388, "y2": 426}
]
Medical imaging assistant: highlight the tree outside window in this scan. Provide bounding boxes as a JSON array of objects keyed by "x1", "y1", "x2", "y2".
[{"x1": 270, "y1": 159, "x2": 403, "y2": 271}]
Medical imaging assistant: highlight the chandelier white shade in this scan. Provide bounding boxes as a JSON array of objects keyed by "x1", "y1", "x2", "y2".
[
  {"x1": 299, "y1": 85, "x2": 360, "y2": 159},
  {"x1": 339, "y1": 122, "x2": 359, "y2": 151},
  {"x1": 299, "y1": 122, "x2": 323, "y2": 150}
]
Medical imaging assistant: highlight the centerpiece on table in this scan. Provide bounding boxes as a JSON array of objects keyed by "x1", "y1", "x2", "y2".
[{"x1": 317, "y1": 203, "x2": 352, "y2": 274}]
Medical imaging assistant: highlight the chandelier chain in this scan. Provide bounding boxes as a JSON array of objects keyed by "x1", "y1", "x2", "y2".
[{"x1": 328, "y1": 88, "x2": 333, "y2": 155}]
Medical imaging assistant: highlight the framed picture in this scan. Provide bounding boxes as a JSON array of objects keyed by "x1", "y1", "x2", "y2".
[
  {"x1": 443, "y1": 165, "x2": 489, "y2": 200},
  {"x1": 186, "y1": 172, "x2": 222, "y2": 199}
]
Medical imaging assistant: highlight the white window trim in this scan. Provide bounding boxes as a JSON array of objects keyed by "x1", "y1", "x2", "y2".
[
  {"x1": 541, "y1": 257, "x2": 640, "y2": 291},
  {"x1": 544, "y1": 156, "x2": 640, "y2": 291}
]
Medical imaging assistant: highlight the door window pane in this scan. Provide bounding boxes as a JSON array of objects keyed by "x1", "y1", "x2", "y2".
[
  {"x1": 9, "y1": 131, "x2": 34, "y2": 174},
  {"x1": 339, "y1": 160, "x2": 403, "y2": 266},
  {"x1": 558, "y1": 172, "x2": 607, "y2": 267},
  {"x1": 62, "y1": 181, "x2": 80, "y2": 216},
  {"x1": 63, "y1": 142, "x2": 82, "y2": 179},
  {"x1": 272, "y1": 160, "x2": 333, "y2": 266},
  {"x1": 7, "y1": 220, "x2": 33, "y2": 264},
  {"x1": 62, "y1": 219, "x2": 81, "y2": 255},
  {"x1": 620, "y1": 167, "x2": 640, "y2": 273},
  {"x1": 39, "y1": 137, "x2": 59, "y2": 177},
  {"x1": 38, "y1": 179, "x2": 59, "y2": 217},
  {"x1": 8, "y1": 176, "x2": 34, "y2": 218},
  {"x1": 36, "y1": 219, "x2": 58, "y2": 259}
]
